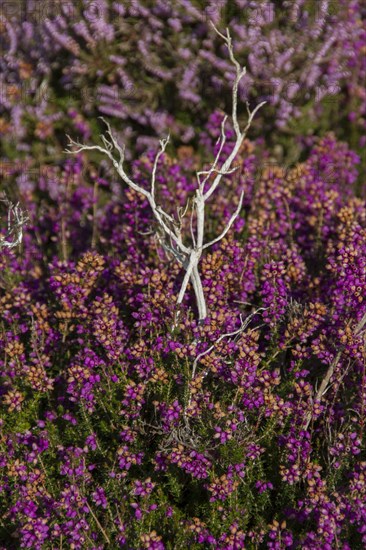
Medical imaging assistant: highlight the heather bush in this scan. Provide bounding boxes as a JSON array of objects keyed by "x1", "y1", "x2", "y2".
[
  {"x1": 0, "y1": 126, "x2": 365, "y2": 547},
  {"x1": 0, "y1": 2, "x2": 365, "y2": 549}
]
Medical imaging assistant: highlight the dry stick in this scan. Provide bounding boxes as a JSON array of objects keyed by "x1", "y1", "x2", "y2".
[
  {"x1": 87, "y1": 503, "x2": 111, "y2": 545},
  {"x1": 0, "y1": 197, "x2": 28, "y2": 249},
  {"x1": 60, "y1": 177, "x2": 72, "y2": 262},
  {"x1": 60, "y1": 216, "x2": 68, "y2": 262},
  {"x1": 91, "y1": 178, "x2": 99, "y2": 249},
  {"x1": 355, "y1": 311, "x2": 366, "y2": 335},
  {"x1": 304, "y1": 351, "x2": 342, "y2": 431},
  {"x1": 65, "y1": 25, "x2": 265, "y2": 324},
  {"x1": 305, "y1": 313, "x2": 366, "y2": 431},
  {"x1": 192, "y1": 308, "x2": 266, "y2": 380}
]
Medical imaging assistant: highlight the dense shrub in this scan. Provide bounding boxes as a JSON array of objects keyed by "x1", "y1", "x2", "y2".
[
  {"x1": 0, "y1": 1, "x2": 365, "y2": 548},
  {"x1": 0, "y1": 125, "x2": 365, "y2": 548}
]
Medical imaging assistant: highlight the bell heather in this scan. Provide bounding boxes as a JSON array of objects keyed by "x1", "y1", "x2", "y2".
[{"x1": 0, "y1": 3, "x2": 365, "y2": 549}]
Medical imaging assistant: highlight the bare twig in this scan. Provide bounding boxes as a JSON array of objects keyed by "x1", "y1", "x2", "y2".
[
  {"x1": 304, "y1": 351, "x2": 342, "y2": 431},
  {"x1": 191, "y1": 307, "x2": 266, "y2": 383},
  {"x1": 305, "y1": 313, "x2": 366, "y2": 431},
  {"x1": 0, "y1": 197, "x2": 28, "y2": 250},
  {"x1": 87, "y1": 503, "x2": 111, "y2": 545},
  {"x1": 355, "y1": 312, "x2": 366, "y2": 336}
]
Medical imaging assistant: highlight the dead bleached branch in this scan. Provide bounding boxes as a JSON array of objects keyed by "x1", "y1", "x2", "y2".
[
  {"x1": 0, "y1": 197, "x2": 28, "y2": 250},
  {"x1": 65, "y1": 25, "x2": 265, "y2": 323}
]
